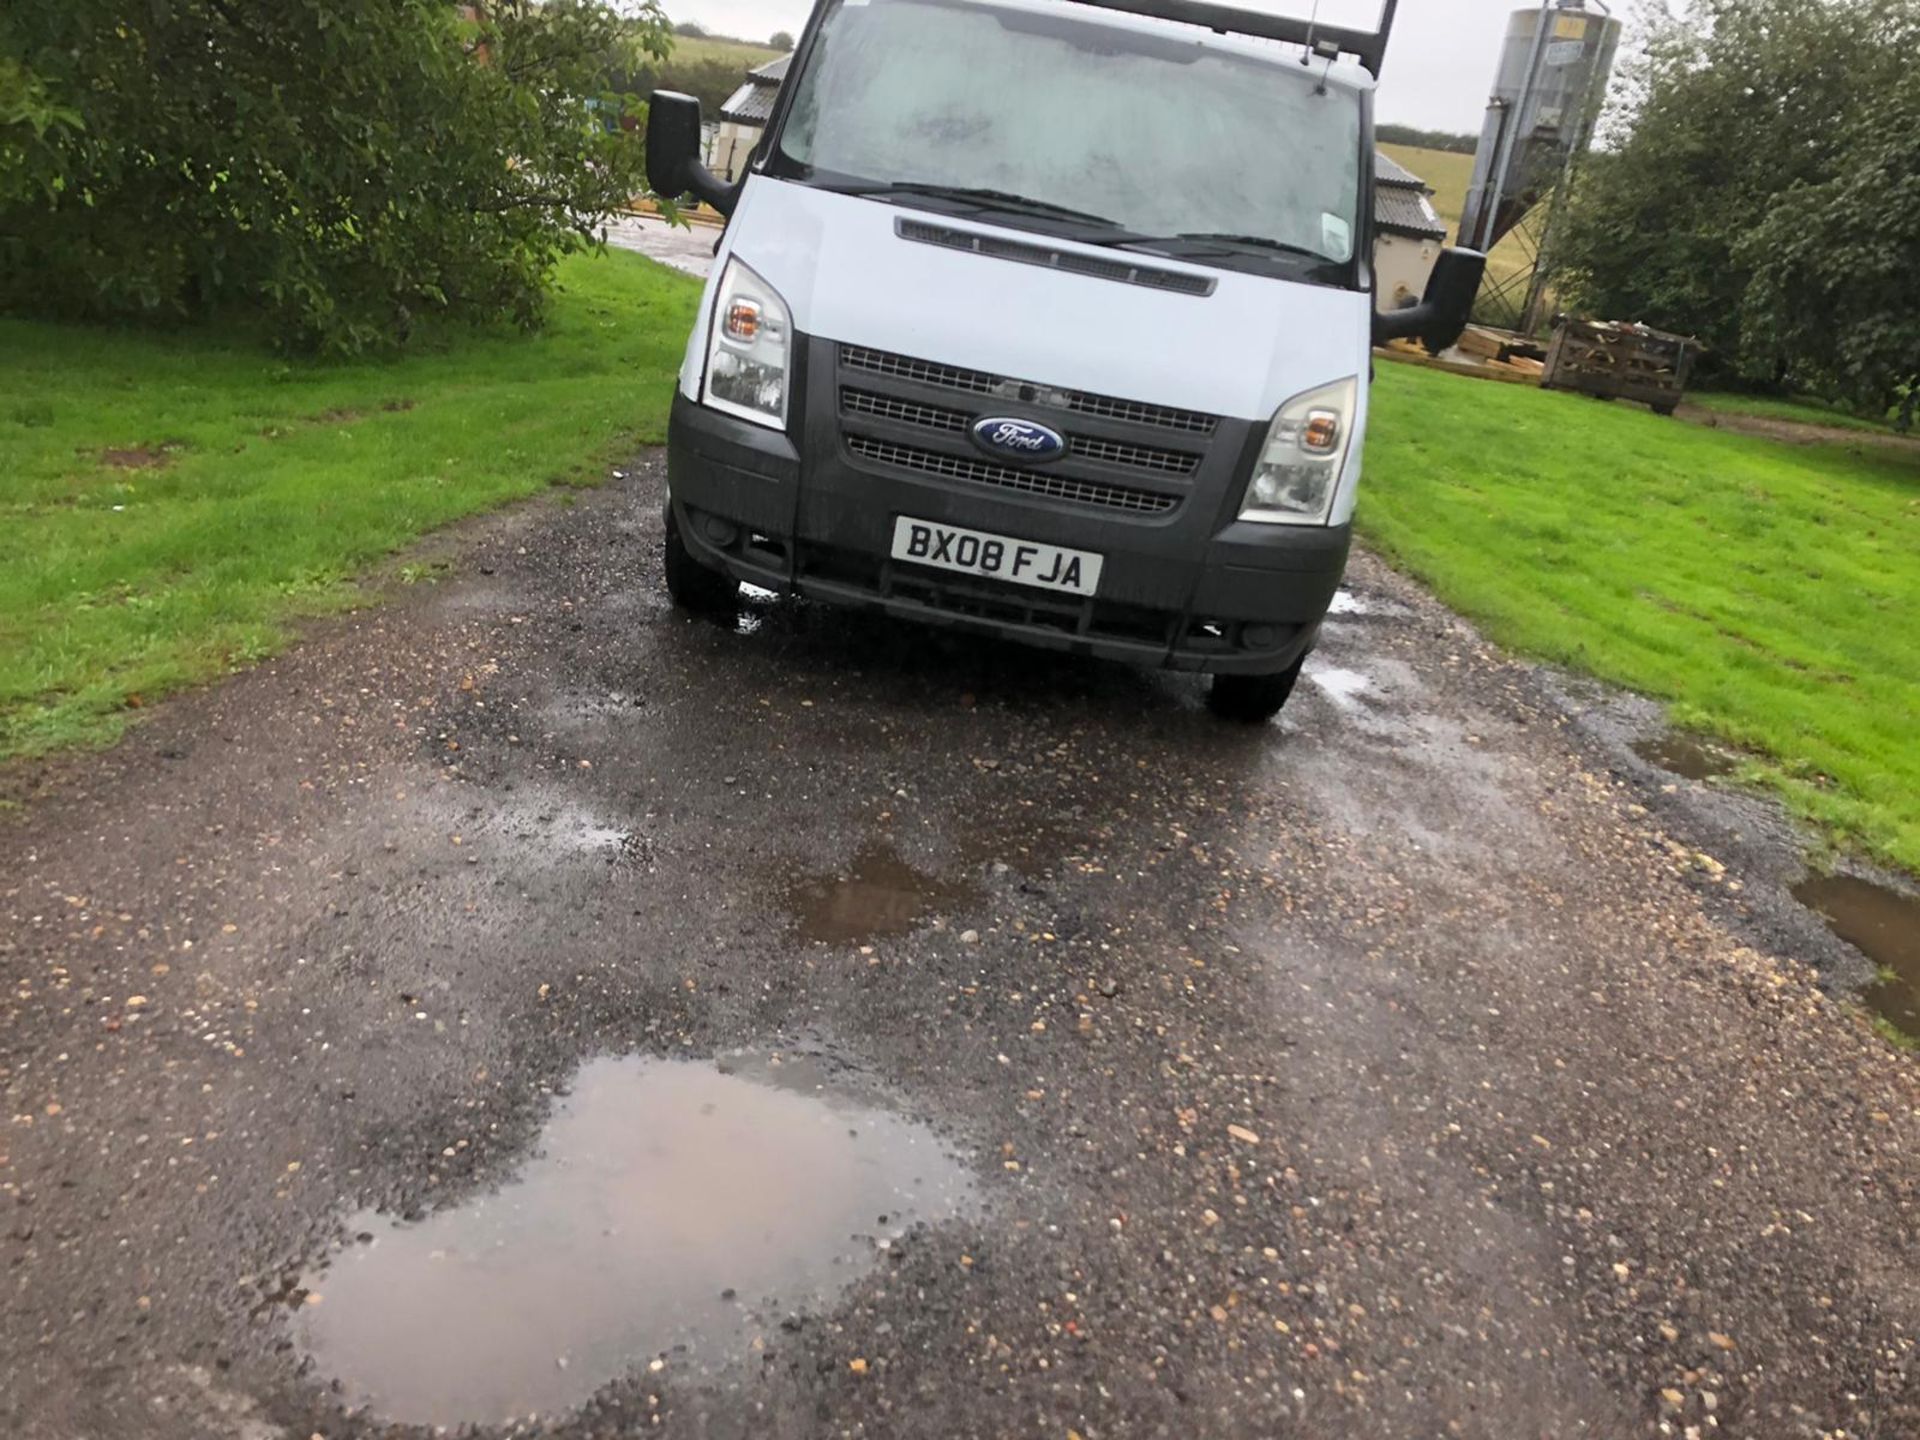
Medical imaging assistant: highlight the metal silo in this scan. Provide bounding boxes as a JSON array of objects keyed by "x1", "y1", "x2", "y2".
[{"x1": 1460, "y1": 0, "x2": 1622, "y2": 253}]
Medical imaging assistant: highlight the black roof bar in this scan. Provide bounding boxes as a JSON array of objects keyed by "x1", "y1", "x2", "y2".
[{"x1": 1058, "y1": 0, "x2": 1400, "y2": 77}]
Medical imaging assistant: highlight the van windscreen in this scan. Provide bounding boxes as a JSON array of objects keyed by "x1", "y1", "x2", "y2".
[{"x1": 772, "y1": 0, "x2": 1364, "y2": 274}]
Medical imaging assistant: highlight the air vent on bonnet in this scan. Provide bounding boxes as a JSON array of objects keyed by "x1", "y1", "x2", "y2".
[{"x1": 895, "y1": 218, "x2": 1215, "y2": 297}]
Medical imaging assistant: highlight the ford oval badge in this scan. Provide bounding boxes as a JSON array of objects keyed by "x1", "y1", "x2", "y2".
[{"x1": 971, "y1": 416, "x2": 1066, "y2": 463}]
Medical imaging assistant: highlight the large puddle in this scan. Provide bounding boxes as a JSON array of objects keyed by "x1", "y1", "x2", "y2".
[
  {"x1": 784, "y1": 842, "x2": 979, "y2": 946},
  {"x1": 296, "y1": 1054, "x2": 973, "y2": 1428},
  {"x1": 1633, "y1": 732, "x2": 1739, "y2": 782},
  {"x1": 1793, "y1": 875, "x2": 1920, "y2": 1037}
]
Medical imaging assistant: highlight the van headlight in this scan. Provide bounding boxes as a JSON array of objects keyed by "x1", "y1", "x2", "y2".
[
  {"x1": 703, "y1": 258, "x2": 790, "y2": 430},
  {"x1": 1238, "y1": 378, "x2": 1358, "y2": 526}
]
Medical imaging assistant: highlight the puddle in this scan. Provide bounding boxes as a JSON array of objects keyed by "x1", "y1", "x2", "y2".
[
  {"x1": 1793, "y1": 875, "x2": 1920, "y2": 1037},
  {"x1": 1328, "y1": 590, "x2": 1370, "y2": 616},
  {"x1": 1633, "y1": 733, "x2": 1739, "y2": 782},
  {"x1": 1306, "y1": 664, "x2": 1372, "y2": 707},
  {"x1": 296, "y1": 1054, "x2": 973, "y2": 1429},
  {"x1": 784, "y1": 842, "x2": 979, "y2": 945}
]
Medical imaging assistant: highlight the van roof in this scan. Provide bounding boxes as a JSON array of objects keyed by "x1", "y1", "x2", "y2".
[{"x1": 945, "y1": 0, "x2": 1384, "y2": 85}]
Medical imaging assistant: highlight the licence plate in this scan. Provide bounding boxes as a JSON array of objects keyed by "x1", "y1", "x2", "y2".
[{"x1": 890, "y1": 517, "x2": 1103, "y2": 596}]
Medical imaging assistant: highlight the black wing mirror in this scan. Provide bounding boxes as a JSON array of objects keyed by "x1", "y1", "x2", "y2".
[
  {"x1": 1373, "y1": 248, "x2": 1487, "y2": 353},
  {"x1": 646, "y1": 91, "x2": 740, "y2": 217}
]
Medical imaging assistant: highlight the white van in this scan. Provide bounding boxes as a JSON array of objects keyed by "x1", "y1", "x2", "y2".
[{"x1": 646, "y1": 0, "x2": 1480, "y2": 719}]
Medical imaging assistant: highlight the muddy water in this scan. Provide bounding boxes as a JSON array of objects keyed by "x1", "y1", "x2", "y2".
[
  {"x1": 1632, "y1": 733, "x2": 1739, "y2": 782},
  {"x1": 296, "y1": 1055, "x2": 973, "y2": 1428},
  {"x1": 785, "y1": 842, "x2": 979, "y2": 945},
  {"x1": 1793, "y1": 875, "x2": 1920, "y2": 1036}
]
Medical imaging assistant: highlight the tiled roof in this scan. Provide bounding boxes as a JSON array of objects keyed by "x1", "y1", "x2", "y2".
[
  {"x1": 720, "y1": 78, "x2": 778, "y2": 124},
  {"x1": 1373, "y1": 150, "x2": 1430, "y2": 189},
  {"x1": 720, "y1": 52, "x2": 790, "y2": 124},
  {"x1": 1374, "y1": 183, "x2": 1448, "y2": 240}
]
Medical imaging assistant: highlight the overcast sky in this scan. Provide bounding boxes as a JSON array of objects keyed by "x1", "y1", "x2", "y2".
[{"x1": 660, "y1": 0, "x2": 1638, "y2": 133}]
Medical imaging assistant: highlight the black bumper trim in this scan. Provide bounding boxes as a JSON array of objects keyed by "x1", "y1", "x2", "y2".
[{"x1": 667, "y1": 389, "x2": 1349, "y2": 676}]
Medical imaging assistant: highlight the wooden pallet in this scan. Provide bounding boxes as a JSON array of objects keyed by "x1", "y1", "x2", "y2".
[
  {"x1": 1541, "y1": 319, "x2": 1701, "y2": 416},
  {"x1": 1374, "y1": 340, "x2": 1544, "y2": 386}
]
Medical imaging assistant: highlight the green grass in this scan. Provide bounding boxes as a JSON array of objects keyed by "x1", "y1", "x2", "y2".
[
  {"x1": 0, "y1": 250, "x2": 702, "y2": 761},
  {"x1": 1363, "y1": 361, "x2": 1920, "y2": 874},
  {"x1": 1687, "y1": 391, "x2": 1906, "y2": 437}
]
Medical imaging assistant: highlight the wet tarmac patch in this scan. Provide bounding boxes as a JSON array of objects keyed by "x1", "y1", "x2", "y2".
[
  {"x1": 296, "y1": 1053, "x2": 973, "y2": 1429},
  {"x1": 1633, "y1": 732, "x2": 1739, "y2": 782},
  {"x1": 785, "y1": 842, "x2": 979, "y2": 945},
  {"x1": 1792, "y1": 875, "x2": 1920, "y2": 1038},
  {"x1": 1306, "y1": 663, "x2": 1372, "y2": 707}
]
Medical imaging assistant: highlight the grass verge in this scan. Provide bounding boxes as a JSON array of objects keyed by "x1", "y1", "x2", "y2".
[
  {"x1": 0, "y1": 250, "x2": 701, "y2": 761},
  {"x1": 1362, "y1": 361, "x2": 1920, "y2": 874}
]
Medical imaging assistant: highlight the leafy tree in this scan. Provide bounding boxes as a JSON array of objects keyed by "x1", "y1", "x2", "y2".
[
  {"x1": 1737, "y1": 43, "x2": 1920, "y2": 426},
  {"x1": 1555, "y1": 0, "x2": 1919, "y2": 417},
  {"x1": 627, "y1": 53, "x2": 754, "y2": 115},
  {"x1": 0, "y1": 0, "x2": 671, "y2": 354},
  {"x1": 0, "y1": 55, "x2": 78, "y2": 206},
  {"x1": 770, "y1": 30, "x2": 795, "y2": 50}
]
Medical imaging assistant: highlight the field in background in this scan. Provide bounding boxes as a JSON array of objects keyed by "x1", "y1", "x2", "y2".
[
  {"x1": 1361, "y1": 361, "x2": 1920, "y2": 874},
  {"x1": 0, "y1": 252, "x2": 702, "y2": 762},
  {"x1": 1379, "y1": 143, "x2": 1538, "y2": 298},
  {"x1": 670, "y1": 33, "x2": 780, "y2": 69}
]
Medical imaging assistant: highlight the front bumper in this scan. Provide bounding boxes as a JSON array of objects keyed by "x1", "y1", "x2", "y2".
[{"x1": 667, "y1": 362, "x2": 1350, "y2": 675}]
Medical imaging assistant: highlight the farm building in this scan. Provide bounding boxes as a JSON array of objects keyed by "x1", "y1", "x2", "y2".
[
  {"x1": 1372, "y1": 150, "x2": 1449, "y2": 313},
  {"x1": 707, "y1": 53, "x2": 789, "y2": 181}
]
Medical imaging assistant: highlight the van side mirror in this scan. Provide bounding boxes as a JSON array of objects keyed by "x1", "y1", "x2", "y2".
[
  {"x1": 646, "y1": 91, "x2": 739, "y2": 216},
  {"x1": 1372, "y1": 248, "x2": 1487, "y2": 353}
]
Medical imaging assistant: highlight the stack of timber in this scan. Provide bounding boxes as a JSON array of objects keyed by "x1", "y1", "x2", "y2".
[{"x1": 1374, "y1": 325, "x2": 1545, "y2": 386}]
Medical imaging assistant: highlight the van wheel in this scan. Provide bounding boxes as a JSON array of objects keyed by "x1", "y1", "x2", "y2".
[
  {"x1": 1208, "y1": 659, "x2": 1305, "y2": 724},
  {"x1": 664, "y1": 510, "x2": 739, "y2": 613}
]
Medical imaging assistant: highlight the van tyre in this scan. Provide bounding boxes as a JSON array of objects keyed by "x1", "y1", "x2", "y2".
[
  {"x1": 1208, "y1": 658, "x2": 1305, "y2": 723},
  {"x1": 663, "y1": 510, "x2": 739, "y2": 613}
]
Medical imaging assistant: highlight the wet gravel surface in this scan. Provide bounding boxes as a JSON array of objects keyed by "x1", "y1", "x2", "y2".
[{"x1": 4, "y1": 459, "x2": 1917, "y2": 1439}]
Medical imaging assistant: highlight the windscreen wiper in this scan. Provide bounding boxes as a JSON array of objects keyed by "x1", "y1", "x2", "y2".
[
  {"x1": 1163, "y1": 232, "x2": 1335, "y2": 263},
  {"x1": 834, "y1": 180, "x2": 1122, "y2": 229}
]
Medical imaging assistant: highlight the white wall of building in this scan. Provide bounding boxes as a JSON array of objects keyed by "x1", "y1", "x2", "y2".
[
  {"x1": 707, "y1": 121, "x2": 764, "y2": 182},
  {"x1": 1374, "y1": 232, "x2": 1441, "y2": 314}
]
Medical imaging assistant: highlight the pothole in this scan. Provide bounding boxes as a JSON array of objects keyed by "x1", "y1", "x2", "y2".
[
  {"x1": 1793, "y1": 875, "x2": 1920, "y2": 1039},
  {"x1": 295, "y1": 1053, "x2": 974, "y2": 1429},
  {"x1": 783, "y1": 842, "x2": 979, "y2": 946},
  {"x1": 1633, "y1": 733, "x2": 1739, "y2": 782}
]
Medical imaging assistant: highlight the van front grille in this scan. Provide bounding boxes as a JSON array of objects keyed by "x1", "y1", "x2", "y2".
[
  {"x1": 841, "y1": 346, "x2": 998, "y2": 397},
  {"x1": 838, "y1": 345, "x2": 1220, "y2": 438},
  {"x1": 839, "y1": 388, "x2": 1200, "y2": 477},
  {"x1": 1064, "y1": 391, "x2": 1217, "y2": 435},
  {"x1": 841, "y1": 387, "x2": 969, "y2": 435},
  {"x1": 844, "y1": 435, "x2": 1180, "y2": 516}
]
